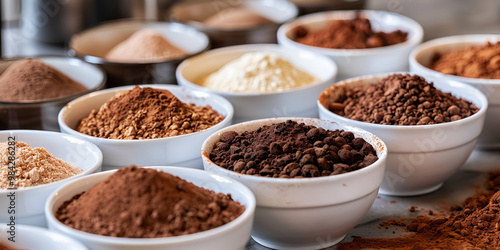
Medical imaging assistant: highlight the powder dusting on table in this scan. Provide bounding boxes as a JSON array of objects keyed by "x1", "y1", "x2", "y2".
[
  {"x1": 201, "y1": 52, "x2": 319, "y2": 93},
  {"x1": 0, "y1": 141, "x2": 82, "y2": 189},
  {"x1": 105, "y1": 29, "x2": 186, "y2": 62},
  {"x1": 0, "y1": 58, "x2": 87, "y2": 102}
]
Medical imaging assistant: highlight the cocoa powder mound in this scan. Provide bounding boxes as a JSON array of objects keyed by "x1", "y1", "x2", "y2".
[
  {"x1": 337, "y1": 171, "x2": 500, "y2": 249},
  {"x1": 294, "y1": 16, "x2": 408, "y2": 49},
  {"x1": 56, "y1": 166, "x2": 245, "y2": 238},
  {"x1": 77, "y1": 86, "x2": 224, "y2": 139},
  {"x1": 209, "y1": 120, "x2": 378, "y2": 178},
  {"x1": 430, "y1": 41, "x2": 500, "y2": 79},
  {"x1": 0, "y1": 58, "x2": 87, "y2": 102},
  {"x1": 324, "y1": 74, "x2": 479, "y2": 125}
]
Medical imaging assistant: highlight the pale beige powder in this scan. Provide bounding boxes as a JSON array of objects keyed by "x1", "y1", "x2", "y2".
[
  {"x1": 105, "y1": 29, "x2": 186, "y2": 62},
  {"x1": 0, "y1": 141, "x2": 82, "y2": 189},
  {"x1": 201, "y1": 52, "x2": 319, "y2": 93}
]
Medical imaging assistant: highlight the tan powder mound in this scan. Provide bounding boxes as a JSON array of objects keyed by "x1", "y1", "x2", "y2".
[
  {"x1": 0, "y1": 141, "x2": 82, "y2": 189},
  {"x1": 0, "y1": 58, "x2": 87, "y2": 102},
  {"x1": 203, "y1": 7, "x2": 273, "y2": 30},
  {"x1": 105, "y1": 29, "x2": 186, "y2": 62}
]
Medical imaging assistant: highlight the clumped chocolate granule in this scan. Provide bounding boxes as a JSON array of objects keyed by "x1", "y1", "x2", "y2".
[
  {"x1": 56, "y1": 166, "x2": 245, "y2": 238},
  {"x1": 209, "y1": 120, "x2": 378, "y2": 178},
  {"x1": 294, "y1": 16, "x2": 408, "y2": 49},
  {"x1": 324, "y1": 74, "x2": 479, "y2": 125}
]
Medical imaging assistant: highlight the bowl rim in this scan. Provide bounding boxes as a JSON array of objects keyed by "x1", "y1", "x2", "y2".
[
  {"x1": 58, "y1": 84, "x2": 234, "y2": 143},
  {"x1": 0, "y1": 56, "x2": 106, "y2": 105},
  {"x1": 201, "y1": 117, "x2": 388, "y2": 184},
  {"x1": 409, "y1": 34, "x2": 500, "y2": 84},
  {"x1": 45, "y1": 166, "x2": 256, "y2": 245},
  {"x1": 2, "y1": 224, "x2": 89, "y2": 250},
  {"x1": 277, "y1": 9, "x2": 424, "y2": 56},
  {"x1": 167, "y1": 0, "x2": 299, "y2": 32},
  {"x1": 68, "y1": 20, "x2": 210, "y2": 65},
  {"x1": 317, "y1": 72, "x2": 489, "y2": 130},
  {"x1": 0, "y1": 130, "x2": 102, "y2": 194},
  {"x1": 176, "y1": 43, "x2": 338, "y2": 97}
]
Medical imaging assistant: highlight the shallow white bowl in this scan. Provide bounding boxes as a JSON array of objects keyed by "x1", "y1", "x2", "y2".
[
  {"x1": 176, "y1": 44, "x2": 337, "y2": 123},
  {"x1": 277, "y1": 10, "x2": 423, "y2": 78},
  {"x1": 202, "y1": 117, "x2": 387, "y2": 249},
  {"x1": 318, "y1": 73, "x2": 488, "y2": 196},
  {"x1": 58, "y1": 85, "x2": 233, "y2": 168},
  {"x1": 0, "y1": 224, "x2": 88, "y2": 250},
  {"x1": 0, "y1": 130, "x2": 102, "y2": 227},
  {"x1": 409, "y1": 34, "x2": 500, "y2": 149},
  {"x1": 45, "y1": 166, "x2": 256, "y2": 250}
]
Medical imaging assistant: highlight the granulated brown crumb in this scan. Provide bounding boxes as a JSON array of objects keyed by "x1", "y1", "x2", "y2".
[
  {"x1": 409, "y1": 206, "x2": 417, "y2": 212},
  {"x1": 0, "y1": 141, "x2": 82, "y2": 189}
]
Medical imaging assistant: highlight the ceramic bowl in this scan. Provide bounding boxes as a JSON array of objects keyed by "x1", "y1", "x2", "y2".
[
  {"x1": 277, "y1": 10, "x2": 423, "y2": 79},
  {"x1": 69, "y1": 20, "x2": 209, "y2": 87},
  {"x1": 289, "y1": 0, "x2": 366, "y2": 15},
  {"x1": 202, "y1": 117, "x2": 387, "y2": 249},
  {"x1": 0, "y1": 57, "x2": 105, "y2": 131},
  {"x1": 0, "y1": 224, "x2": 88, "y2": 250},
  {"x1": 58, "y1": 85, "x2": 233, "y2": 168},
  {"x1": 318, "y1": 73, "x2": 488, "y2": 196},
  {"x1": 409, "y1": 34, "x2": 500, "y2": 149},
  {"x1": 0, "y1": 130, "x2": 102, "y2": 227},
  {"x1": 45, "y1": 166, "x2": 256, "y2": 250},
  {"x1": 168, "y1": 0, "x2": 297, "y2": 48},
  {"x1": 176, "y1": 44, "x2": 337, "y2": 123}
]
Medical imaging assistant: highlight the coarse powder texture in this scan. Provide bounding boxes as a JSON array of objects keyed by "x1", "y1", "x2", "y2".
[
  {"x1": 337, "y1": 171, "x2": 500, "y2": 249},
  {"x1": 105, "y1": 29, "x2": 186, "y2": 62},
  {"x1": 77, "y1": 86, "x2": 224, "y2": 139},
  {"x1": 0, "y1": 58, "x2": 87, "y2": 102},
  {"x1": 294, "y1": 16, "x2": 408, "y2": 49},
  {"x1": 0, "y1": 141, "x2": 82, "y2": 189},
  {"x1": 322, "y1": 74, "x2": 479, "y2": 125},
  {"x1": 430, "y1": 41, "x2": 500, "y2": 79},
  {"x1": 203, "y1": 7, "x2": 273, "y2": 30},
  {"x1": 209, "y1": 120, "x2": 379, "y2": 178},
  {"x1": 201, "y1": 52, "x2": 319, "y2": 93},
  {"x1": 56, "y1": 166, "x2": 245, "y2": 238}
]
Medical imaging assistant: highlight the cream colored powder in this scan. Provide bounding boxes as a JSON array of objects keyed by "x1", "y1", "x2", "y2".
[
  {"x1": 0, "y1": 141, "x2": 82, "y2": 189},
  {"x1": 201, "y1": 52, "x2": 319, "y2": 93},
  {"x1": 105, "y1": 29, "x2": 186, "y2": 62}
]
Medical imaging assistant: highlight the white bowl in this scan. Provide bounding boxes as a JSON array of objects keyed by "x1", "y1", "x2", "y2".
[
  {"x1": 0, "y1": 130, "x2": 102, "y2": 226},
  {"x1": 58, "y1": 85, "x2": 233, "y2": 168},
  {"x1": 409, "y1": 34, "x2": 500, "y2": 149},
  {"x1": 318, "y1": 73, "x2": 488, "y2": 196},
  {"x1": 277, "y1": 10, "x2": 423, "y2": 78},
  {"x1": 176, "y1": 44, "x2": 337, "y2": 123},
  {"x1": 201, "y1": 117, "x2": 387, "y2": 249},
  {"x1": 0, "y1": 224, "x2": 88, "y2": 250},
  {"x1": 45, "y1": 166, "x2": 256, "y2": 250}
]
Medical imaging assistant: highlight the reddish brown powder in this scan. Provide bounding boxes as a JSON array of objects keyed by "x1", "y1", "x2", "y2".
[
  {"x1": 0, "y1": 58, "x2": 87, "y2": 102},
  {"x1": 321, "y1": 74, "x2": 479, "y2": 125},
  {"x1": 337, "y1": 171, "x2": 500, "y2": 249},
  {"x1": 294, "y1": 16, "x2": 408, "y2": 49},
  {"x1": 56, "y1": 166, "x2": 245, "y2": 238},
  {"x1": 77, "y1": 86, "x2": 224, "y2": 139},
  {"x1": 431, "y1": 41, "x2": 500, "y2": 79}
]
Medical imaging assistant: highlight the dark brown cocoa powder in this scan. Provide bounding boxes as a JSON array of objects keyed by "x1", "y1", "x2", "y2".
[
  {"x1": 294, "y1": 16, "x2": 408, "y2": 49},
  {"x1": 323, "y1": 74, "x2": 479, "y2": 125},
  {"x1": 56, "y1": 166, "x2": 245, "y2": 238},
  {"x1": 337, "y1": 171, "x2": 500, "y2": 249},
  {"x1": 209, "y1": 120, "x2": 378, "y2": 178},
  {"x1": 77, "y1": 86, "x2": 224, "y2": 139}
]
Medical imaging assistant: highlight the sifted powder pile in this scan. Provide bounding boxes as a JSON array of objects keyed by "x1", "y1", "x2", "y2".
[
  {"x1": 0, "y1": 58, "x2": 87, "y2": 102},
  {"x1": 201, "y1": 52, "x2": 319, "y2": 93},
  {"x1": 0, "y1": 141, "x2": 82, "y2": 189},
  {"x1": 430, "y1": 41, "x2": 500, "y2": 79},
  {"x1": 77, "y1": 86, "x2": 224, "y2": 139},
  {"x1": 56, "y1": 166, "x2": 245, "y2": 238},
  {"x1": 203, "y1": 7, "x2": 273, "y2": 30},
  {"x1": 105, "y1": 29, "x2": 186, "y2": 62}
]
